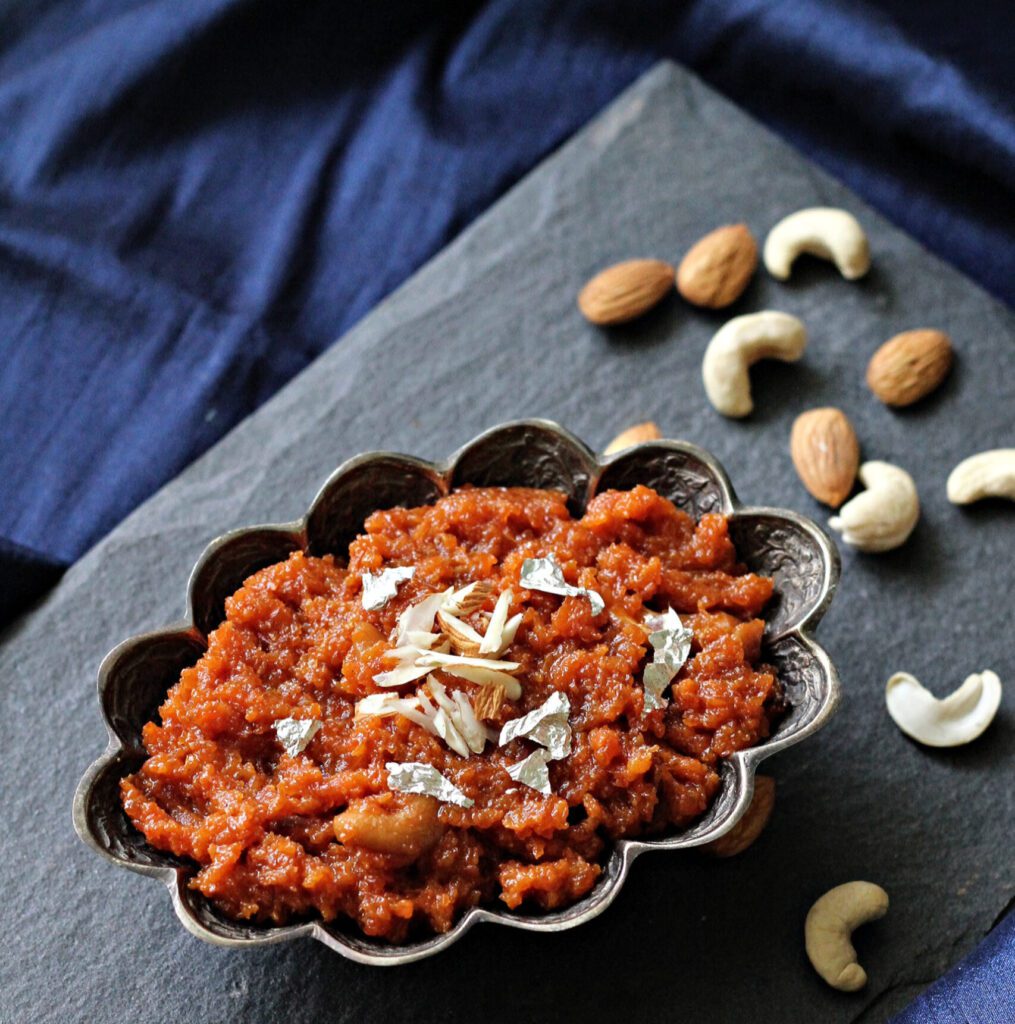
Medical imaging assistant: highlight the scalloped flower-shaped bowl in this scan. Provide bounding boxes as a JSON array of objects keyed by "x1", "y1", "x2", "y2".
[{"x1": 73, "y1": 420, "x2": 840, "y2": 965}]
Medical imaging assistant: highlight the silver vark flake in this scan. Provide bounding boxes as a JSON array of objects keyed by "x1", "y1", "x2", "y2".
[
  {"x1": 506, "y1": 748, "x2": 553, "y2": 795},
  {"x1": 385, "y1": 761, "x2": 474, "y2": 808},
  {"x1": 361, "y1": 566, "x2": 416, "y2": 611},
  {"x1": 642, "y1": 608, "x2": 693, "y2": 711},
  {"x1": 519, "y1": 556, "x2": 605, "y2": 616},
  {"x1": 498, "y1": 690, "x2": 572, "y2": 759},
  {"x1": 274, "y1": 717, "x2": 323, "y2": 757}
]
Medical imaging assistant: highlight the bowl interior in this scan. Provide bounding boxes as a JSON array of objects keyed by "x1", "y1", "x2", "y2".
[{"x1": 76, "y1": 422, "x2": 838, "y2": 961}]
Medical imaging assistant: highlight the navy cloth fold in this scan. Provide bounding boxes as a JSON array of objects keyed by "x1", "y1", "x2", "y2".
[
  {"x1": 0, "y1": 1, "x2": 1012, "y2": 1016},
  {"x1": 895, "y1": 909, "x2": 1015, "y2": 1023}
]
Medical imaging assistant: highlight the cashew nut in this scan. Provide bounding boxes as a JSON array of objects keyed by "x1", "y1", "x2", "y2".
[
  {"x1": 827, "y1": 461, "x2": 918, "y2": 552},
  {"x1": 805, "y1": 882, "x2": 889, "y2": 991},
  {"x1": 946, "y1": 449, "x2": 1015, "y2": 504},
  {"x1": 333, "y1": 793, "x2": 444, "y2": 862},
  {"x1": 885, "y1": 670, "x2": 1002, "y2": 747},
  {"x1": 764, "y1": 208, "x2": 870, "y2": 281},
  {"x1": 701, "y1": 311, "x2": 807, "y2": 418}
]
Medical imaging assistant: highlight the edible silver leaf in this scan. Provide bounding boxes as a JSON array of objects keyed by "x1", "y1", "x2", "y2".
[
  {"x1": 498, "y1": 691, "x2": 572, "y2": 759},
  {"x1": 642, "y1": 663, "x2": 673, "y2": 711},
  {"x1": 385, "y1": 761, "x2": 474, "y2": 808},
  {"x1": 361, "y1": 566, "x2": 416, "y2": 610},
  {"x1": 274, "y1": 717, "x2": 322, "y2": 757},
  {"x1": 649, "y1": 608, "x2": 693, "y2": 670},
  {"x1": 641, "y1": 607, "x2": 693, "y2": 711},
  {"x1": 519, "y1": 556, "x2": 605, "y2": 616},
  {"x1": 505, "y1": 748, "x2": 553, "y2": 795}
]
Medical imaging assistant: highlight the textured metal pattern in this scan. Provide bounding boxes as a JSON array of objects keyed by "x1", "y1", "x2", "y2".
[{"x1": 73, "y1": 420, "x2": 840, "y2": 965}]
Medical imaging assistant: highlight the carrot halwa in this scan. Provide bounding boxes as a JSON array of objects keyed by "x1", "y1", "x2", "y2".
[{"x1": 122, "y1": 485, "x2": 780, "y2": 942}]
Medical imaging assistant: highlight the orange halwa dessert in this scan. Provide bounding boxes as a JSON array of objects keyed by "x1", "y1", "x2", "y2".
[{"x1": 122, "y1": 485, "x2": 780, "y2": 942}]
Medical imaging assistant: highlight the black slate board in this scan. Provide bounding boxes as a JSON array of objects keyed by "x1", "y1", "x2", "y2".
[{"x1": 1, "y1": 63, "x2": 1013, "y2": 1024}]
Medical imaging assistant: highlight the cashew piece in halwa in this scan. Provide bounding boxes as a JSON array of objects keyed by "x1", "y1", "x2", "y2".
[
  {"x1": 334, "y1": 792, "x2": 444, "y2": 861},
  {"x1": 885, "y1": 670, "x2": 1002, "y2": 747},
  {"x1": 805, "y1": 882, "x2": 889, "y2": 991},
  {"x1": 701, "y1": 311, "x2": 807, "y2": 418},
  {"x1": 828, "y1": 461, "x2": 918, "y2": 552},
  {"x1": 763, "y1": 207, "x2": 871, "y2": 281},
  {"x1": 946, "y1": 449, "x2": 1015, "y2": 505}
]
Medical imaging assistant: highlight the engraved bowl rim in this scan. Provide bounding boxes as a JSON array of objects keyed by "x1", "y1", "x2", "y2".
[{"x1": 73, "y1": 418, "x2": 841, "y2": 966}]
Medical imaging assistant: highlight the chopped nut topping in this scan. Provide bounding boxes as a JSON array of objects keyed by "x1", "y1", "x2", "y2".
[
  {"x1": 479, "y1": 589, "x2": 513, "y2": 655},
  {"x1": 395, "y1": 589, "x2": 451, "y2": 646},
  {"x1": 379, "y1": 587, "x2": 524, "y2": 697},
  {"x1": 357, "y1": 677, "x2": 497, "y2": 757},
  {"x1": 472, "y1": 682, "x2": 507, "y2": 721},
  {"x1": 354, "y1": 692, "x2": 437, "y2": 735},
  {"x1": 436, "y1": 608, "x2": 484, "y2": 657},
  {"x1": 442, "y1": 580, "x2": 495, "y2": 615}
]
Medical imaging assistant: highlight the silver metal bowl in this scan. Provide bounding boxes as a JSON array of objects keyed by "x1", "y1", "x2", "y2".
[{"x1": 73, "y1": 420, "x2": 840, "y2": 965}]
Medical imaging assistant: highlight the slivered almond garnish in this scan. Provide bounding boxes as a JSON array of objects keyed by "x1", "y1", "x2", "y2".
[
  {"x1": 401, "y1": 630, "x2": 442, "y2": 650},
  {"x1": 355, "y1": 692, "x2": 437, "y2": 734},
  {"x1": 499, "y1": 613, "x2": 522, "y2": 651},
  {"x1": 373, "y1": 662, "x2": 435, "y2": 689},
  {"x1": 357, "y1": 678, "x2": 496, "y2": 757},
  {"x1": 436, "y1": 608, "x2": 484, "y2": 657},
  {"x1": 417, "y1": 651, "x2": 521, "y2": 674},
  {"x1": 479, "y1": 589, "x2": 513, "y2": 655},
  {"x1": 417, "y1": 651, "x2": 523, "y2": 699},
  {"x1": 374, "y1": 585, "x2": 526, "y2": 700},
  {"x1": 473, "y1": 682, "x2": 506, "y2": 721},
  {"x1": 443, "y1": 580, "x2": 494, "y2": 616},
  {"x1": 434, "y1": 664, "x2": 522, "y2": 699},
  {"x1": 395, "y1": 589, "x2": 450, "y2": 645}
]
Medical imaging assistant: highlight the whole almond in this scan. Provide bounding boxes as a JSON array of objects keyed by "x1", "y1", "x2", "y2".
[
  {"x1": 790, "y1": 407, "x2": 860, "y2": 507},
  {"x1": 604, "y1": 421, "x2": 662, "y2": 455},
  {"x1": 578, "y1": 259, "x2": 675, "y2": 325},
  {"x1": 866, "y1": 329, "x2": 953, "y2": 407},
  {"x1": 676, "y1": 223, "x2": 758, "y2": 309},
  {"x1": 703, "y1": 776, "x2": 775, "y2": 857}
]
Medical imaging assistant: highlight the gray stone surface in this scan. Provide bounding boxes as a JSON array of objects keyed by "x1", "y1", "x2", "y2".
[{"x1": 1, "y1": 62, "x2": 1013, "y2": 1024}]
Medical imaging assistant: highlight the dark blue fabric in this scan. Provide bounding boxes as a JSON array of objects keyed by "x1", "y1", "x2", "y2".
[
  {"x1": 0, "y1": 2, "x2": 1013, "y2": 1014},
  {"x1": 2, "y1": 0, "x2": 1013, "y2": 607},
  {"x1": 895, "y1": 909, "x2": 1015, "y2": 1024}
]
